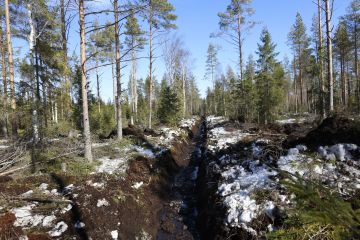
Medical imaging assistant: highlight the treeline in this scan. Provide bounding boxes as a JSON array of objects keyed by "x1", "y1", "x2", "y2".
[
  {"x1": 0, "y1": 0, "x2": 202, "y2": 162},
  {"x1": 205, "y1": 0, "x2": 360, "y2": 123}
]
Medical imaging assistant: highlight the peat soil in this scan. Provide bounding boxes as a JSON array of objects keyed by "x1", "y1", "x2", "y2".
[
  {"x1": 0, "y1": 120, "x2": 207, "y2": 240},
  {"x1": 158, "y1": 120, "x2": 206, "y2": 240}
]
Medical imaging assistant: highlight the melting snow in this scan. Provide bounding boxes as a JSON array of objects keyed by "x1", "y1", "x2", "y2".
[
  {"x1": 132, "y1": 146, "x2": 155, "y2": 158},
  {"x1": 208, "y1": 127, "x2": 250, "y2": 152},
  {"x1": 96, "y1": 156, "x2": 129, "y2": 175},
  {"x1": 48, "y1": 221, "x2": 68, "y2": 237},
  {"x1": 97, "y1": 198, "x2": 110, "y2": 207},
  {"x1": 111, "y1": 230, "x2": 119, "y2": 240},
  {"x1": 132, "y1": 181, "x2": 144, "y2": 190},
  {"x1": 206, "y1": 116, "x2": 360, "y2": 235}
]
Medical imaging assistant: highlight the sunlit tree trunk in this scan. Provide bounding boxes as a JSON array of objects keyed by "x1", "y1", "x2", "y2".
[
  {"x1": 114, "y1": 0, "x2": 123, "y2": 139},
  {"x1": 318, "y1": 0, "x2": 326, "y2": 117},
  {"x1": 79, "y1": 0, "x2": 93, "y2": 161},
  {"x1": 61, "y1": 0, "x2": 71, "y2": 118},
  {"x1": 112, "y1": 60, "x2": 117, "y2": 119},
  {"x1": 4, "y1": 0, "x2": 17, "y2": 137},
  {"x1": 325, "y1": 0, "x2": 334, "y2": 111},
  {"x1": 0, "y1": 18, "x2": 8, "y2": 138},
  {"x1": 96, "y1": 60, "x2": 101, "y2": 114},
  {"x1": 27, "y1": 4, "x2": 40, "y2": 144},
  {"x1": 149, "y1": 6, "x2": 153, "y2": 129},
  {"x1": 182, "y1": 65, "x2": 186, "y2": 118}
]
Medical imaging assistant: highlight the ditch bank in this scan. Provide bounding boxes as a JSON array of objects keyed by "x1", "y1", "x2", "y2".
[
  {"x1": 0, "y1": 118, "x2": 208, "y2": 240},
  {"x1": 196, "y1": 116, "x2": 360, "y2": 240}
]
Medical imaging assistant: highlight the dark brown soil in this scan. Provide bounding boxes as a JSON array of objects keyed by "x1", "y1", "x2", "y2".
[
  {"x1": 0, "y1": 213, "x2": 24, "y2": 239},
  {"x1": 0, "y1": 123, "x2": 199, "y2": 240},
  {"x1": 284, "y1": 116, "x2": 360, "y2": 149}
]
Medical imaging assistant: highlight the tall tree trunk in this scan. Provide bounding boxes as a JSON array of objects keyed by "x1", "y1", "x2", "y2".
[
  {"x1": 130, "y1": 49, "x2": 136, "y2": 125},
  {"x1": 42, "y1": 68, "x2": 48, "y2": 128},
  {"x1": 79, "y1": 0, "x2": 92, "y2": 162},
  {"x1": 114, "y1": 0, "x2": 123, "y2": 139},
  {"x1": 61, "y1": 0, "x2": 71, "y2": 118},
  {"x1": 293, "y1": 56, "x2": 298, "y2": 113},
  {"x1": 325, "y1": 0, "x2": 334, "y2": 111},
  {"x1": 298, "y1": 48, "x2": 303, "y2": 106},
  {"x1": 318, "y1": 0, "x2": 326, "y2": 117},
  {"x1": 27, "y1": 4, "x2": 40, "y2": 144},
  {"x1": 96, "y1": 61, "x2": 101, "y2": 114},
  {"x1": 341, "y1": 57, "x2": 347, "y2": 106},
  {"x1": 347, "y1": 61, "x2": 351, "y2": 107},
  {"x1": 237, "y1": 15, "x2": 243, "y2": 81},
  {"x1": 354, "y1": 20, "x2": 359, "y2": 112},
  {"x1": 182, "y1": 65, "x2": 186, "y2": 118},
  {"x1": 112, "y1": 60, "x2": 117, "y2": 119},
  {"x1": 149, "y1": 4, "x2": 153, "y2": 129},
  {"x1": 0, "y1": 18, "x2": 8, "y2": 138},
  {"x1": 4, "y1": 0, "x2": 17, "y2": 137}
]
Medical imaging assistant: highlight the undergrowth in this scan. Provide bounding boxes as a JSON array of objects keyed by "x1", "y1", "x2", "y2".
[{"x1": 268, "y1": 177, "x2": 360, "y2": 240}]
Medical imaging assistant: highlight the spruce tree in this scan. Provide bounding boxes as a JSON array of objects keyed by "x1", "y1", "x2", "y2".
[
  {"x1": 205, "y1": 43, "x2": 219, "y2": 115},
  {"x1": 157, "y1": 79, "x2": 181, "y2": 125},
  {"x1": 334, "y1": 21, "x2": 351, "y2": 107},
  {"x1": 256, "y1": 28, "x2": 285, "y2": 124},
  {"x1": 288, "y1": 13, "x2": 311, "y2": 110}
]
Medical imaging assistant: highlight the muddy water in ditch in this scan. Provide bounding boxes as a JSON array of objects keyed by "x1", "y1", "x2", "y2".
[{"x1": 158, "y1": 121, "x2": 206, "y2": 240}]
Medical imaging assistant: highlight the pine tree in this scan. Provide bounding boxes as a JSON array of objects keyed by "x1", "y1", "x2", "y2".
[
  {"x1": 140, "y1": 0, "x2": 177, "y2": 129},
  {"x1": 4, "y1": 0, "x2": 17, "y2": 137},
  {"x1": 79, "y1": 0, "x2": 92, "y2": 161},
  {"x1": 343, "y1": 0, "x2": 360, "y2": 111},
  {"x1": 217, "y1": 0, "x2": 255, "y2": 80},
  {"x1": 124, "y1": 10, "x2": 145, "y2": 125},
  {"x1": 325, "y1": 0, "x2": 335, "y2": 112}
]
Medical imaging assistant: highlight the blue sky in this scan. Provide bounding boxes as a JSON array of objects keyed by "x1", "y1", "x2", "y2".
[
  {"x1": 12, "y1": 0, "x2": 352, "y2": 101},
  {"x1": 172, "y1": 0, "x2": 351, "y2": 97}
]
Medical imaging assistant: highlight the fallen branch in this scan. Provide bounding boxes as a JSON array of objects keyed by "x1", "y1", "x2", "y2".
[
  {"x1": 0, "y1": 165, "x2": 30, "y2": 177},
  {"x1": 1, "y1": 193, "x2": 72, "y2": 204}
]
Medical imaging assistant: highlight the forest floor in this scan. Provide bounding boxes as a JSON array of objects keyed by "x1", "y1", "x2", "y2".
[{"x1": 0, "y1": 114, "x2": 360, "y2": 239}]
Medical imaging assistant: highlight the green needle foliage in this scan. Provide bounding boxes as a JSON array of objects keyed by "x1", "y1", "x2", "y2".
[
  {"x1": 269, "y1": 177, "x2": 360, "y2": 240},
  {"x1": 157, "y1": 79, "x2": 181, "y2": 125}
]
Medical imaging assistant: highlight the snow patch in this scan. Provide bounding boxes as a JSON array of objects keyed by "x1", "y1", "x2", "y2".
[
  {"x1": 111, "y1": 230, "x2": 119, "y2": 240},
  {"x1": 132, "y1": 146, "x2": 155, "y2": 158},
  {"x1": 97, "y1": 198, "x2": 110, "y2": 207},
  {"x1": 132, "y1": 181, "x2": 144, "y2": 190},
  {"x1": 96, "y1": 156, "x2": 129, "y2": 175},
  {"x1": 48, "y1": 221, "x2": 68, "y2": 237}
]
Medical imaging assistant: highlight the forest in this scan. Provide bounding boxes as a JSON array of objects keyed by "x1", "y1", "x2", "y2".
[{"x1": 0, "y1": 0, "x2": 360, "y2": 239}]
